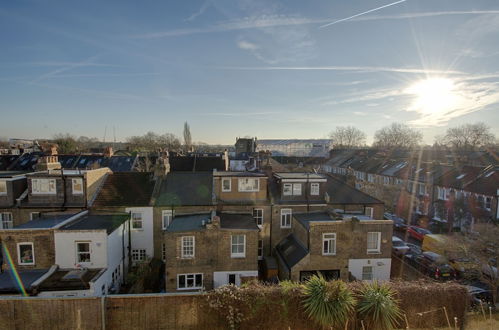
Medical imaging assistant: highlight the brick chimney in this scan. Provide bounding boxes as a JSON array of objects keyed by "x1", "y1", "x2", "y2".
[
  {"x1": 154, "y1": 151, "x2": 170, "y2": 179},
  {"x1": 104, "y1": 146, "x2": 113, "y2": 157},
  {"x1": 36, "y1": 144, "x2": 61, "y2": 171}
]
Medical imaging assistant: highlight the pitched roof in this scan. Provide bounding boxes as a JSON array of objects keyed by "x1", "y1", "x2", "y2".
[
  {"x1": 464, "y1": 167, "x2": 498, "y2": 196},
  {"x1": 325, "y1": 175, "x2": 382, "y2": 205},
  {"x1": 275, "y1": 234, "x2": 308, "y2": 270},
  {"x1": 0, "y1": 269, "x2": 49, "y2": 294},
  {"x1": 0, "y1": 155, "x2": 20, "y2": 171},
  {"x1": 293, "y1": 212, "x2": 337, "y2": 229},
  {"x1": 433, "y1": 166, "x2": 484, "y2": 189},
  {"x1": 169, "y1": 155, "x2": 225, "y2": 172},
  {"x1": 93, "y1": 172, "x2": 154, "y2": 207},
  {"x1": 155, "y1": 172, "x2": 213, "y2": 206}
]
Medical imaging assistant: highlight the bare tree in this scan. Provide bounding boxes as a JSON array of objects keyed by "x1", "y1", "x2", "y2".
[
  {"x1": 373, "y1": 123, "x2": 423, "y2": 149},
  {"x1": 183, "y1": 122, "x2": 192, "y2": 152},
  {"x1": 329, "y1": 126, "x2": 366, "y2": 149},
  {"x1": 439, "y1": 122, "x2": 496, "y2": 151},
  {"x1": 126, "y1": 132, "x2": 181, "y2": 152},
  {"x1": 52, "y1": 133, "x2": 78, "y2": 153}
]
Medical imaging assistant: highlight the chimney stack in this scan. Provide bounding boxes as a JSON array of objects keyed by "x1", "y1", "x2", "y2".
[
  {"x1": 104, "y1": 146, "x2": 114, "y2": 157},
  {"x1": 36, "y1": 144, "x2": 61, "y2": 171}
]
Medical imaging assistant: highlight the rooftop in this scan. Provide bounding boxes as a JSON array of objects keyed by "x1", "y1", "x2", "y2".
[
  {"x1": 60, "y1": 214, "x2": 129, "y2": 234},
  {"x1": 325, "y1": 175, "x2": 383, "y2": 205},
  {"x1": 0, "y1": 269, "x2": 48, "y2": 294},
  {"x1": 92, "y1": 172, "x2": 154, "y2": 207},
  {"x1": 213, "y1": 171, "x2": 266, "y2": 177},
  {"x1": 293, "y1": 212, "x2": 337, "y2": 229},
  {"x1": 274, "y1": 172, "x2": 326, "y2": 180},
  {"x1": 13, "y1": 213, "x2": 78, "y2": 229},
  {"x1": 219, "y1": 213, "x2": 260, "y2": 230},
  {"x1": 35, "y1": 268, "x2": 103, "y2": 292},
  {"x1": 155, "y1": 172, "x2": 213, "y2": 206},
  {"x1": 275, "y1": 234, "x2": 308, "y2": 270},
  {"x1": 166, "y1": 213, "x2": 212, "y2": 232}
]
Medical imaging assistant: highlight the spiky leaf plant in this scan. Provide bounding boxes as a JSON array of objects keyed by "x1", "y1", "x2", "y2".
[
  {"x1": 303, "y1": 275, "x2": 356, "y2": 328},
  {"x1": 357, "y1": 281, "x2": 402, "y2": 330}
]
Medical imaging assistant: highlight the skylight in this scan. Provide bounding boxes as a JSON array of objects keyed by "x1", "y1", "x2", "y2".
[{"x1": 456, "y1": 174, "x2": 465, "y2": 180}]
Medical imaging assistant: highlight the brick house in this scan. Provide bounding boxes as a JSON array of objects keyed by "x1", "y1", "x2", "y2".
[
  {"x1": 275, "y1": 211, "x2": 392, "y2": 282},
  {"x1": 164, "y1": 212, "x2": 259, "y2": 292}
]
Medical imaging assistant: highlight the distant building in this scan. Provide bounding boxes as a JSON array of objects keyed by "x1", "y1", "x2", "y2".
[{"x1": 256, "y1": 139, "x2": 331, "y2": 157}]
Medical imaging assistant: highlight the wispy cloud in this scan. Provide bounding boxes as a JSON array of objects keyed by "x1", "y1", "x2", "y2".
[
  {"x1": 186, "y1": 1, "x2": 211, "y2": 21},
  {"x1": 320, "y1": 0, "x2": 407, "y2": 28},
  {"x1": 29, "y1": 55, "x2": 101, "y2": 84},
  {"x1": 237, "y1": 40, "x2": 260, "y2": 51},
  {"x1": 202, "y1": 111, "x2": 283, "y2": 117}
]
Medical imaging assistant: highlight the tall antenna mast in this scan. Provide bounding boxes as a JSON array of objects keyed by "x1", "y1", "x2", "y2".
[{"x1": 103, "y1": 126, "x2": 107, "y2": 143}]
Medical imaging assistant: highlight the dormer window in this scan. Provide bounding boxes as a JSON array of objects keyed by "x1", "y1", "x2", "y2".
[
  {"x1": 238, "y1": 178, "x2": 259, "y2": 192},
  {"x1": 31, "y1": 178, "x2": 56, "y2": 194},
  {"x1": 72, "y1": 178, "x2": 83, "y2": 195},
  {"x1": 222, "y1": 178, "x2": 231, "y2": 192},
  {"x1": 0, "y1": 181, "x2": 6, "y2": 195},
  {"x1": 310, "y1": 183, "x2": 320, "y2": 195}
]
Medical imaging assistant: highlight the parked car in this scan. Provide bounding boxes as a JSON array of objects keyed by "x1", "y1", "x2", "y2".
[
  {"x1": 448, "y1": 256, "x2": 480, "y2": 279},
  {"x1": 384, "y1": 213, "x2": 407, "y2": 231},
  {"x1": 406, "y1": 243, "x2": 422, "y2": 256},
  {"x1": 392, "y1": 236, "x2": 410, "y2": 256},
  {"x1": 405, "y1": 251, "x2": 457, "y2": 280},
  {"x1": 407, "y1": 226, "x2": 432, "y2": 241},
  {"x1": 466, "y1": 285, "x2": 494, "y2": 309}
]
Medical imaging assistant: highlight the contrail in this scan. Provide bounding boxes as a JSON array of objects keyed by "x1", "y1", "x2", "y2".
[{"x1": 320, "y1": 0, "x2": 407, "y2": 28}]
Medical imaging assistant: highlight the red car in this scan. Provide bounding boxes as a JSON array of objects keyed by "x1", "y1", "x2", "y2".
[{"x1": 407, "y1": 226, "x2": 432, "y2": 241}]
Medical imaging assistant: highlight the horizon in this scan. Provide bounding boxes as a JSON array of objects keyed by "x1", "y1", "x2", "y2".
[{"x1": 1, "y1": 0, "x2": 499, "y2": 144}]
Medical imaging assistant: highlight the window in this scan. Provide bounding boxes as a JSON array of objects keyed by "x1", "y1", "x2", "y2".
[
  {"x1": 283, "y1": 183, "x2": 292, "y2": 196},
  {"x1": 367, "y1": 174, "x2": 374, "y2": 183},
  {"x1": 131, "y1": 212, "x2": 143, "y2": 230},
  {"x1": 0, "y1": 212, "x2": 13, "y2": 229},
  {"x1": 253, "y1": 208, "x2": 263, "y2": 226},
  {"x1": 222, "y1": 178, "x2": 231, "y2": 192},
  {"x1": 132, "y1": 249, "x2": 146, "y2": 262},
  {"x1": 228, "y1": 274, "x2": 237, "y2": 285},
  {"x1": 72, "y1": 178, "x2": 83, "y2": 195},
  {"x1": 30, "y1": 212, "x2": 40, "y2": 220},
  {"x1": 383, "y1": 176, "x2": 390, "y2": 185},
  {"x1": 365, "y1": 207, "x2": 374, "y2": 218},
  {"x1": 419, "y1": 184, "x2": 426, "y2": 195},
  {"x1": 322, "y1": 233, "x2": 336, "y2": 255},
  {"x1": 177, "y1": 273, "x2": 203, "y2": 290},
  {"x1": 280, "y1": 209, "x2": 292, "y2": 228},
  {"x1": 231, "y1": 235, "x2": 246, "y2": 258},
  {"x1": 362, "y1": 266, "x2": 373, "y2": 280},
  {"x1": 258, "y1": 239, "x2": 263, "y2": 260},
  {"x1": 162, "y1": 210, "x2": 173, "y2": 230},
  {"x1": 485, "y1": 197, "x2": 492, "y2": 210},
  {"x1": 181, "y1": 236, "x2": 195, "y2": 258},
  {"x1": 17, "y1": 242, "x2": 34, "y2": 265},
  {"x1": 310, "y1": 183, "x2": 320, "y2": 195},
  {"x1": 292, "y1": 183, "x2": 302, "y2": 195},
  {"x1": 76, "y1": 242, "x2": 91, "y2": 263},
  {"x1": 31, "y1": 178, "x2": 56, "y2": 194},
  {"x1": 367, "y1": 232, "x2": 381, "y2": 253},
  {"x1": 0, "y1": 180, "x2": 6, "y2": 194},
  {"x1": 238, "y1": 178, "x2": 259, "y2": 192},
  {"x1": 438, "y1": 187, "x2": 445, "y2": 200},
  {"x1": 162, "y1": 243, "x2": 167, "y2": 262}
]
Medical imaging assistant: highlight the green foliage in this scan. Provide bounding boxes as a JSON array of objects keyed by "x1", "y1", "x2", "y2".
[
  {"x1": 280, "y1": 280, "x2": 304, "y2": 294},
  {"x1": 357, "y1": 281, "x2": 402, "y2": 330},
  {"x1": 303, "y1": 275, "x2": 356, "y2": 328}
]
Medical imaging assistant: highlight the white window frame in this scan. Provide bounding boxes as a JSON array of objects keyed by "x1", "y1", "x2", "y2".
[
  {"x1": 362, "y1": 266, "x2": 373, "y2": 280},
  {"x1": 438, "y1": 187, "x2": 445, "y2": 200},
  {"x1": 76, "y1": 241, "x2": 91, "y2": 263},
  {"x1": 365, "y1": 207, "x2": 374, "y2": 218},
  {"x1": 231, "y1": 235, "x2": 246, "y2": 258},
  {"x1": 419, "y1": 184, "x2": 426, "y2": 196},
  {"x1": 280, "y1": 208, "x2": 292, "y2": 228},
  {"x1": 132, "y1": 249, "x2": 147, "y2": 262},
  {"x1": 17, "y1": 242, "x2": 35, "y2": 265},
  {"x1": 292, "y1": 183, "x2": 302, "y2": 196},
  {"x1": 0, "y1": 212, "x2": 13, "y2": 229},
  {"x1": 367, "y1": 232, "x2": 381, "y2": 254},
  {"x1": 162, "y1": 210, "x2": 173, "y2": 230},
  {"x1": 222, "y1": 178, "x2": 231, "y2": 192},
  {"x1": 258, "y1": 239, "x2": 263, "y2": 260},
  {"x1": 253, "y1": 208, "x2": 263, "y2": 227},
  {"x1": 238, "y1": 178, "x2": 259, "y2": 192},
  {"x1": 131, "y1": 212, "x2": 143, "y2": 230},
  {"x1": 29, "y1": 212, "x2": 40, "y2": 220},
  {"x1": 71, "y1": 178, "x2": 83, "y2": 195},
  {"x1": 0, "y1": 180, "x2": 6, "y2": 195},
  {"x1": 322, "y1": 233, "x2": 336, "y2": 256},
  {"x1": 367, "y1": 174, "x2": 374, "y2": 183},
  {"x1": 310, "y1": 183, "x2": 320, "y2": 196},
  {"x1": 31, "y1": 178, "x2": 56, "y2": 195},
  {"x1": 177, "y1": 273, "x2": 203, "y2": 290},
  {"x1": 181, "y1": 236, "x2": 195, "y2": 259},
  {"x1": 283, "y1": 183, "x2": 292, "y2": 196}
]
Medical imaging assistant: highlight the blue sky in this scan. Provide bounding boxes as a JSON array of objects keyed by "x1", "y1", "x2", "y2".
[{"x1": 1, "y1": 0, "x2": 498, "y2": 144}]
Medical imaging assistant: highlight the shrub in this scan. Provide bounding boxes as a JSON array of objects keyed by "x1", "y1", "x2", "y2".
[
  {"x1": 303, "y1": 275, "x2": 356, "y2": 328},
  {"x1": 356, "y1": 281, "x2": 402, "y2": 330}
]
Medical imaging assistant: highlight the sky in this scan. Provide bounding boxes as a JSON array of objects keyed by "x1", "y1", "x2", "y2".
[{"x1": 1, "y1": 0, "x2": 499, "y2": 145}]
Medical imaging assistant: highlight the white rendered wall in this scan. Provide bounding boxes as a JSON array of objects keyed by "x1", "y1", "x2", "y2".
[
  {"x1": 54, "y1": 230, "x2": 108, "y2": 268},
  {"x1": 213, "y1": 270, "x2": 258, "y2": 288},
  {"x1": 348, "y1": 258, "x2": 391, "y2": 281},
  {"x1": 126, "y1": 207, "x2": 154, "y2": 259}
]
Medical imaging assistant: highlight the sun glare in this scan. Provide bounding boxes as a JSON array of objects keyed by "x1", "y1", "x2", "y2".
[{"x1": 405, "y1": 78, "x2": 459, "y2": 115}]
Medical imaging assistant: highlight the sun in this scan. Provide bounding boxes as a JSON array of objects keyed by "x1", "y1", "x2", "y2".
[{"x1": 405, "y1": 78, "x2": 459, "y2": 115}]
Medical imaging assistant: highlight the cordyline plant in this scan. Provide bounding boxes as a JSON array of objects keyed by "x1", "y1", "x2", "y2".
[
  {"x1": 303, "y1": 275, "x2": 356, "y2": 328},
  {"x1": 356, "y1": 281, "x2": 402, "y2": 330}
]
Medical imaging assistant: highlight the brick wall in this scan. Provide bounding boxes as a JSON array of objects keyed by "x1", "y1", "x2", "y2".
[
  {"x1": 214, "y1": 176, "x2": 268, "y2": 202},
  {"x1": 0, "y1": 229, "x2": 55, "y2": 270}
]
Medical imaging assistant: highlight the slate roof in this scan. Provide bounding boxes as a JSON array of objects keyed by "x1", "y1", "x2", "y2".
[
  {"x1": 166, "y1": 213, "x2": 212, "y2": 232},
  {"x1": 92, "y1": 172, "x2": 154, "y2": 207},
  {"x1": 433, "y1": 166, "x2": 484, "y2": 189},
  {"x1": 8, "y1": 152, "x2": 43, "y2": 171},
  {"x1": 14, "y1": 213, "x2": 77, "y2": 229},
  {"x1": 213, "y1": 171, "x2": 265, "y2": 177},
  {"x1": 169, "y1": 155, "x2": 225, "y2": 172},
  {"x1": 219, "y1": 213, "x2": 260, "y2": 230},
  {"x1": 60, "y1": 214, "x2": 129, "y2": 234},
  {"x1": 325, "y1": 175, "x2": 383, "y2": 205},
  {"x1": 275, "y1": 234, "x2": 308, "y2": 270},
  {"x1": 59, "y1": 154, "x2": 137, "y2": 172},
  {"x1": 155, "y1": 172, "x2": 213, "y2": 206},
  {"x1": 0, "y1": 269, "x2": 49, "y2": 294},
  {"x1": 293, "y1": 212, "x2": 337, "y2": 229},
  {"x1": 0, "y1": 155, "x2": 20, "y2": 171},
  {"x1": 464, "y1": 167, "x2": 498, "y2": 196}
]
